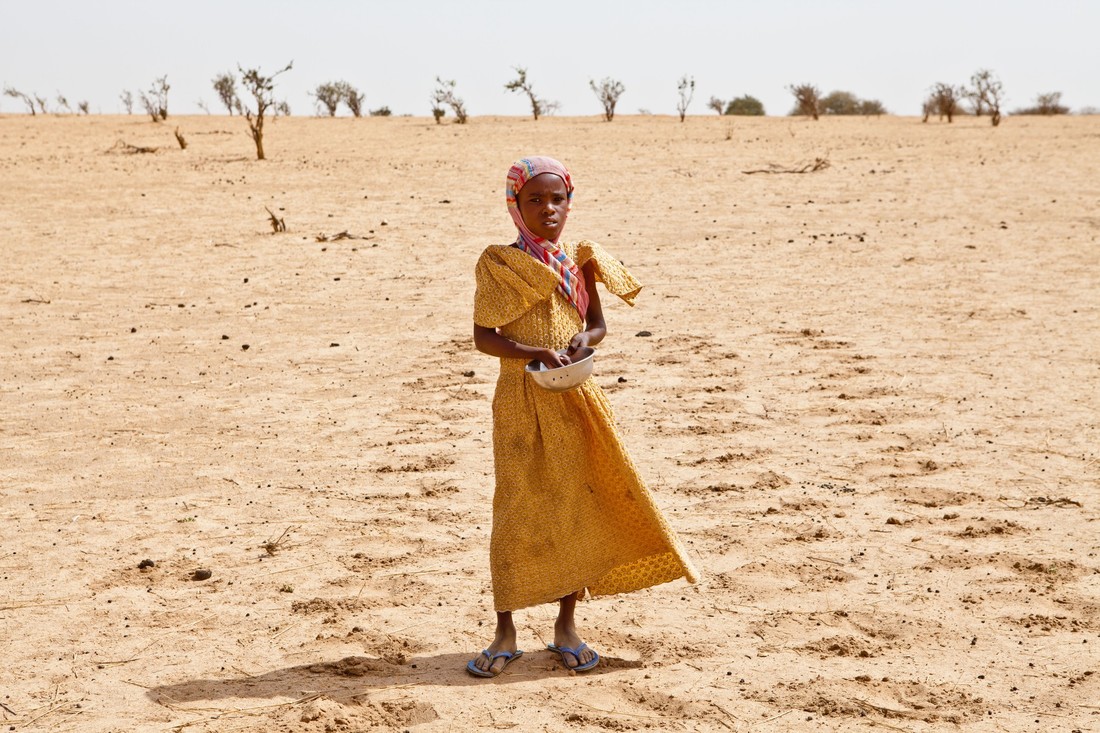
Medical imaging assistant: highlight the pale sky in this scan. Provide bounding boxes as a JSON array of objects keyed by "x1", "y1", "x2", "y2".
[{"x1": 2, "y1": 0, "x2": 1097, "y2": 117}]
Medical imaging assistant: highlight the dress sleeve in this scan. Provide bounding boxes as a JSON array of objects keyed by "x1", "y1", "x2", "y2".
[
  {"x1": 574, "y1": 240, "x2": 643, "y2": 306},
  {"x1": 473, "y1": 246, "x2": 560, "y2": 328}
]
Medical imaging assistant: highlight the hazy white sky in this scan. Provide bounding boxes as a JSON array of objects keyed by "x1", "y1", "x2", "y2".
[{"x1": 2, "y1": 0, "x2": 1096, "y2": 117}]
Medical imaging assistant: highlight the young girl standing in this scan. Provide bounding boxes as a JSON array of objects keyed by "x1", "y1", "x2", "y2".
[{"x1": 468, "y1": 156, "x2": 698, "y2": 677}]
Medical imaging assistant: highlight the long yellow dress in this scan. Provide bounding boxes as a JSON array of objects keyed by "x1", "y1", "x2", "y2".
[{"x1": 474, "y1": 239, "x2": 699, "y2": 612}]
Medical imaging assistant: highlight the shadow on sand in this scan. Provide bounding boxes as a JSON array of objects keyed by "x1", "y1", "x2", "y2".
[{"x1": 147, "y1": 649, "x2": 642, "y2": 706}]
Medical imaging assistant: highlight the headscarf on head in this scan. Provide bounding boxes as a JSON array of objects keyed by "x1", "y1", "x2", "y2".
[{"x1": 506, "y1": 156, "x2": 590, "y2": 320}]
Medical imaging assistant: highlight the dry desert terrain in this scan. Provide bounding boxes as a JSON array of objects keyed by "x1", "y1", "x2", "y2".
[{"x1": 1, "y1": 113, "x2": 1098, "y2": 732}]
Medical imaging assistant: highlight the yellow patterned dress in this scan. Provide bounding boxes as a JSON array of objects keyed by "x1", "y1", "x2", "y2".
[{"x1": 473, "y1": 239, "x2": 699, "y2": 612}]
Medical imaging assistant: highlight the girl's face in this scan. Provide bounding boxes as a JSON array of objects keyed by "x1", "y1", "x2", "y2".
[{"x1": 517, "y1": 172, "x2": 569, "y2": 243}]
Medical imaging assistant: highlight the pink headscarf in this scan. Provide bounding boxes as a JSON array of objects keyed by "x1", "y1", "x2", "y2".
[{"x1": 505, "y1": 156, "x2": 589, "y2": 319}]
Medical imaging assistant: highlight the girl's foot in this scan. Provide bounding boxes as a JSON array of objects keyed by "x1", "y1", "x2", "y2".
[
  {"x1": 552, "y1": 623, "x2": 598, "y2": 669},
  {"x1": 470, "y1": 613, "x2": 518, "y2": 676}
]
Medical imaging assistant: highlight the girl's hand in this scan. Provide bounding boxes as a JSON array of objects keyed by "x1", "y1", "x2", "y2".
[
  {"x1": 567, "y1": 331, "x2": 591, "y2": 356},
  {"x1": 539, "y1": 349, "x2": 572, "y2": 370}
]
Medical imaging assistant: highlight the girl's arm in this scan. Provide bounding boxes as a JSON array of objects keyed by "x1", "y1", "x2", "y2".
[
  {"x1": 474, "y1": 324, "x2": 572, "y2": 369},
  {"x1": 567, "y1": 262, "x2": 606, "y2": 354}
]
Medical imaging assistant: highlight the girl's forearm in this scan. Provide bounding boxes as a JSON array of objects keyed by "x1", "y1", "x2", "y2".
[{"x1": 474, "y1": 324, "x2": 561, "y2": 365}]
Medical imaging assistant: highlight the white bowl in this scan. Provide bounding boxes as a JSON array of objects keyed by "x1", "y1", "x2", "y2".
[{"x1": 525, "y1": 347, "x2": 595, "y2": 392}]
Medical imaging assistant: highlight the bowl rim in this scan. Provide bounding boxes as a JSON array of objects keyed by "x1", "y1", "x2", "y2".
[{"x1": 525, "y1": 346, "x2": 595, "y2": 373}]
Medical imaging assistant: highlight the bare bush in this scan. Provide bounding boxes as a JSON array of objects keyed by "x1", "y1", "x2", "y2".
[
  {"x1": 34, "y1": 94, "x2": 49, "y2": 114},
  {"x1": 139, "y1": 76, "x2": 169, "y2": 122},
  {"x1": 432, "y1": 77, "x2": 467, "y2": 123},
  {"x1": 787, "y1": 84, "x2": 821, "y2": 120},
  {"x1": 56, "y1": 93, "x2": 72, "y2": 114},
  {"x1": 676, "y1": 75, "x2": 695, "y2": 122},
  {"x1": 925, "y1": 83, "x2": 963, "y2": 122},
  {"x1": 313, "y1": 82, "x2": 342, "y2": 116},
  {"x1": 707, "y1": 96, "x2": 725, "y2": 114},
  {"x1": 725, "y1": 95, "x2": 765, "y2": 116},
  {"x1": 238, "y1": 61, "x2": 293, "y2": 160},
  {"x1": 505, "y1": 67, "x2": 556, "y2": 121},
  {"x1": 589, "y1": 77, "x2": 625, "y2": 121},
  {"x1": 967, "y1": 69, "x2": 1004, "y2": 126},
  {"x1": 369, "y1": 106, "x2": 391, "y2": 116},
  {"x1": 340, "y1": 82, "x2": 365, "y2": 117},
  {"x1": 173, "y1": 127, "x2": 187, "y2": 149},
  {"x1": 77, "y1": 100, "x2": 89, "y2": 115},
  {"x1": 431, "y1": 103, "x2": 445, "y2": 124},
  {"x1": 1013, "y1": 91, "x2": 1069, "y2": 116},
  {"x1": 120, "y1": 90, "x2": 133, "y2": 114},
  {"x1": 4, "y1": 87, "x2": 36, "y2": 115},
  {"x1": 213, "y1": 72, "x2": 239, "y2": 115}
]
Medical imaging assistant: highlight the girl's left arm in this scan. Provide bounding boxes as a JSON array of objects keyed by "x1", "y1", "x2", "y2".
[{"x1": 568, "y1": 261, "x2": 606, "y2": 354}]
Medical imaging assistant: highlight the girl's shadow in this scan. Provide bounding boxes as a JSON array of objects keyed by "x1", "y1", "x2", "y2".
[{"x1": 148, "y1": 651, "x2": 640, "y2": 706}]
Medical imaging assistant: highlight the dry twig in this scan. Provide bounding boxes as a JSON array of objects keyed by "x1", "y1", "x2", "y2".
[
  {"x1": 264, "y1": 206, "x2": 286, "y2": 233},
  {"x1": 743, "y1": 157, "x2": 830, "y2": 174},
  {"x1": 109, "y1": 139, "x2": 157, "y2": 154},
  {"x1": 173, "y1": 126, "x2": 187, "y2": 149}
]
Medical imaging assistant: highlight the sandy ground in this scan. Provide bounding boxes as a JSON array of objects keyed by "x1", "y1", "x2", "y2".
[{"x1": 1, "y1": 112, "x2": 1098, "y2": 732}]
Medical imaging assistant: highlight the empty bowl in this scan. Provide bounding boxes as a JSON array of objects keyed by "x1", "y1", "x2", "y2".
[{"x1": 525, "y1": 347, "x2": 595, "y2": 392}]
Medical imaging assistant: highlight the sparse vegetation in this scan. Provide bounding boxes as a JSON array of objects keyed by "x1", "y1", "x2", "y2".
[
  {"x1": 504, "y1": 67, "x2": 557, "y2": 120},
  {"x1": 725, "y1": 95, "x2": 766, "y2": 116},
  {"x1": 590, "y1": 77, "x2": 625, "y2": 121},
  {"x1": 238, "y1": 61, "x2": 293, "y2": 160},
  {"x1": 341, "y1": 82, "x2": 366, "y2": 117},
  {"x1": 923, "y1": 83, "x2": 964, "y2": 122},
  {"x1": 77, "y1": 100, "x2": 89, "y2": 115},
  {"x1": 4, "y1": 87, "x2": 36, "y2": 115},
  {"x1": 967, "y1": 69, "x2": 1004, "y2": 126},
  {"x1": 432, "y1": 77, "x2": 467, "y2": 123},
  {"x1": 212, "y1": 72, "x2": 239, "y2": 115},
  {"x1": 173, "y1": 127, "x2": 187, "y2": 149},
  {"x1": 788, "y1": 84, "x2": 822, "y2": 120},
  {"x1": 312, "y1": 82, "x2": 343, "y2": 116},
  {"x1": 56, "y1": 93, "x2": 72, "y2": 114},
  {"x1": 120, "y1": 90, "x2": 133, "y2": 115},
  {"x1": 431, "y1": 103, "x2": 446, "y2": 124},
  {"x1": 707, "y1": 96, "x2": 725, "y2": 114},
  {"x1": 819, "y1": 90, "x2": 886, "y2": 116},
  {"x1": 1014, "y1": 91, "x2": 1069, "y2": 116},
  {"x1": 676, "y1": 75, "x2": 695, "y2": 122},
  {"x1": 369, "y1": 106, "x2": 392, "y2": 117},
  {"x1": 139, "y1": 75, "x2": 170, "y2": 122}
]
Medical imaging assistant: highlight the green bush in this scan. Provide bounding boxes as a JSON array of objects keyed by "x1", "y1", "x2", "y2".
[
  {"x1": 820, "y1": 90, "x2": 886, "y2": 116},
  {"x1": 724, "y1": 95, "x2": 765, "y2": 116}
]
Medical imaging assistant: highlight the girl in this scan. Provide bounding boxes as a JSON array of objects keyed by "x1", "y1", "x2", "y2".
[{"x1": 468, "y1": 156, "x2": 698, "y2": 677}]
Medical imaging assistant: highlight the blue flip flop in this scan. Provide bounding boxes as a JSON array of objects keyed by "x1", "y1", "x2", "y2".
[
  {"x1": 466, "y1": 648, "x2": 523, "y2": 678},
  {"x1": 547, "y1": 642, "x2": 600, "y2": 672}
]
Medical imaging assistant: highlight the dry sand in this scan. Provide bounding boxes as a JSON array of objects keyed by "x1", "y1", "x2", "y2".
[{"x1": 1, "y1": 113, "x2": 1098, "y2": 732}]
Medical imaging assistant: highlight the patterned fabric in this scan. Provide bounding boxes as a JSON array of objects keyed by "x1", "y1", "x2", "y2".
[
  {"x1": 474, "y1": 239, "x2": 698, "y2": 612},
  {"x1": 505, "y1": 157, "x2": 589, "y2": 319}
]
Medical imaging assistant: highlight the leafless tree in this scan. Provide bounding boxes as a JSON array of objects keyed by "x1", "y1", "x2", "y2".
[
  {"x1": 504, "y1": 66, "x2": 556, "y2": 120},
  {"x1": 77, "y1": 100, "x2": 90, "y2": 115},
  {"x1": 589, "y1": 77, "x2": 625, "y2": 121},
  {"x1": 928, "y1": 83, "x2": 963, "y2": 122},
  {"x1": 56, "y1": 93, "x2": 72, "y2": 114},
  {"x1": 1031, "y1": 91, "x2": 1069, "y2": 115},
  {"x1": 213, "y1": 72, "x2": 239, "y2": 115},
  {"x1": 968, "y1": 69, "x2": 1004, "y2": 126},
  {"x1": 787, "y1": 83, "x2": 821, "y2": 119},
  {"x1": 339, "y1": 82, "x2": 365, "y2": 117},
  {"x1": 33, "y1": 94, "x2": 49, "y2": 114},
  {"x1": 139, "y1": 75, "x2": 169, "y2": 121},
  {"x1": 312, "y1": 82, "x2": 341, "y2": 116},
  {"x1": 432, "y1": 77, "x2": 467, "y2": 123},
  {"x1": 4, "y1": 86, "x2": 36, "y2": 115},
  {"x1": 707, "y1": 96, "x2": 725, "y2": 115},
  {"x1": 237, "y1": 61, "x2": 293, "y2": 160},
  {"x1": 676, "y1": 75, "x2": 695, "y2": 122},
  {"x1": 120, "y1": 90, "x2": 133, "y2": 114}
]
